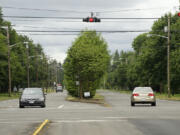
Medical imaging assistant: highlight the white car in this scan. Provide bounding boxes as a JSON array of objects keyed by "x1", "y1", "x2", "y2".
[
  {"x1": 131, "y1": 87, "x2": 156, "y2": 106},
  {"x1": 56, "y1": 86, "x2": 63, "y2": 92}
]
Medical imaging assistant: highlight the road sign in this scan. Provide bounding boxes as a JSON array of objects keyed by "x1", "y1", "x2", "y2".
[{"x1": 84, "y1": 92, "x2": 90, "y2": 97}]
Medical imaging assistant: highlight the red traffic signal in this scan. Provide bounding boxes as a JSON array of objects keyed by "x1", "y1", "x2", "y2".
[
  {"x1": 89, "y1": 18, "x2": 94, "y2": 22},
  {"x1": 178, "y1": 12, "x2": 180, "y2": 17}
]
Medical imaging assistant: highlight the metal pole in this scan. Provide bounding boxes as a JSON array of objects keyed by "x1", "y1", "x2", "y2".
[
  {"x1": 167, "y1": 16, "x2": 171, "y2": 98},
  {"x1": 104, "y1": 76, "x2": 105, "y2": 89},
  {"x1": 26, "y1": 43, "x2": 30, "y2": 88},
  {"x1": 6, "y1": 27, "x2": 11, "y2": 97},
  {"x1": 36, "y1": 52, "x2": 38, "y2": 84},
  {"x1": 47, "y1": 61, "x2": 49, "y2": 92}
]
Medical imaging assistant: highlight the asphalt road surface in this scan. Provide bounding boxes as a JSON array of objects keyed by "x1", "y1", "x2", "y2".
[{"x1": 0, "y1": 90, "x2": 180, "y2": 135}]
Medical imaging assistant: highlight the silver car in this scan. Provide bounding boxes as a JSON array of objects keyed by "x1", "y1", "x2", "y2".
[{"x1": 131, "y1": 87, "x2": 156, "y2": 106}]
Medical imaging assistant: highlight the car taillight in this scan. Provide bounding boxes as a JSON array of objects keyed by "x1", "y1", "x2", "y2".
[
  {"x1": 133, "y1": 93, "x2": 139, "y2": 96},
  {"x1": 148, "y1": 93, "x2": 154, "y2": 96}
]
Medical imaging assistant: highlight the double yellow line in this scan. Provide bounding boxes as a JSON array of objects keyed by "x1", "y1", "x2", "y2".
[{"x1": 32, "y1": 119, "x2": 49, "y2": 135}]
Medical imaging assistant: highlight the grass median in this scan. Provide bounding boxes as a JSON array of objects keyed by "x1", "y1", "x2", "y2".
[{"x1": 66, "y1": 93, "x2": 110, "y2": 107}]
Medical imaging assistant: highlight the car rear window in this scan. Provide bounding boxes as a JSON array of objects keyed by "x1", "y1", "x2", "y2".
[
  {"x1": 23, "y1": 89, "x2": 43, "y2": 95},
  {"x1": 133, "y1": 87, "x2": 153, "y2": 93}
]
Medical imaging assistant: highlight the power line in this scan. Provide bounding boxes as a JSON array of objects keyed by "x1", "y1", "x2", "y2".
[
  {"x1": 3, "y1": 16, "x2": 83, "y2": 19},
  {"x1": 3, "y1": 15, "x2": 160, "y2": 20},
  {"x1": 2, "y1": 6, "x2": 175, "y2": 13},
  {"x1": 8, "y1": 19, "x2": 82, "y2": 22},
  {"x1": 9, "y1": 19, "x2": 154, "y2": 22},
  {"x1": 14, "y1": 25, "x2": 81, "y2": 30},
  {"x1": 16, "y1": 30, "x2": 150, "y2": 33},
  {"x1": 2, "y1": 6, "x2": 87, "y2": 13},
  {"x1": 28, "y1": 34, "x2": 78, "y2": 35},
  {"x1": 98, "y1": 7, "x2": 174, "y2": 13}
]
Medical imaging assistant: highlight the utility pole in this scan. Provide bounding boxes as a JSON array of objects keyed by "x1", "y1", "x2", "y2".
[
  {"x1": 36, "y1": 51, "x2": 39, "y2": 85},
  {"x1": 167, "y1": 15, "x2": 171, "y2": 98},
  {"x1": 5, "y1": 27, "x2": 11, "y2": 97},
  {"x1": 46, "y1": 61, "x2": 49, "y2": 91},
  {"x1": 1, "y1": 26, "x2": 11, "y2": 97}
]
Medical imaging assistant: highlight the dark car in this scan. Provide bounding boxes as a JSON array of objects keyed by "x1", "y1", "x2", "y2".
[
  {"x1": 56, "y1": 85, "x2": 63, "y2": 92},
  {"x1": 19, "y1": 88, "x2": 46, "y2": 108}
]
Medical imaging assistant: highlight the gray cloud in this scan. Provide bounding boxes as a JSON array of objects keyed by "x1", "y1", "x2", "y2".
[{"x1": 0, "y1": 0, "x2": 178, "y2": 63}]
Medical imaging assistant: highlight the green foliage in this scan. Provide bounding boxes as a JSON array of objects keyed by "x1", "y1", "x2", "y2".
[
  {"x1": 0, "y1": 9, "x2": 63, "y2": 93},
  {"x1": 64, "y1": 30, "x2": 110, "y2": 98},
  {"x1": 107, "y1": 13, "x2": 180, "y2": 94}
]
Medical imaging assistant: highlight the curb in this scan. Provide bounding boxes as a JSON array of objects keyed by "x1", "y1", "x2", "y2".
[
  {"x1": 32, "y1": 119, "x2": 49, "y2": 135},
  {"x1": 66, "y1": 98, "x2": 112, "y2": 107}
]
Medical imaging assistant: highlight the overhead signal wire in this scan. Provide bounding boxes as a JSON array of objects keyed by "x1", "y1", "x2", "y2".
[
  {"x1": 2, "y1": 6, "x2": 176, "y2": 13},
  {"x1": 28, "y1": 33, "x2": 79, "y2": 35},
  {"x1": 3, "y1": 15, "x2": 160, "y2": 20},
  {"x1": 16, "y1": 30, "x2": 150, "y2": 33},
  {"x1": 14, "y1": 25, "x2": 82, "y2": 30}
]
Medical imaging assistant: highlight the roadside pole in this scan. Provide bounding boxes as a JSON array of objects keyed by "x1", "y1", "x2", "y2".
[
  {"x1": 25, "y1": 42, "x2": 30, "y2": 88},
  {"x1": 167, "y1": 15, "x2": 171, "y2": 98},
  {"x1": 7, "y1": 27, "x2": 11, "y2": 97}
]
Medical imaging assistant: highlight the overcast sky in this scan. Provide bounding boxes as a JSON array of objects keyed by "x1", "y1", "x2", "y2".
[{"x1": 0, "y1": 0, "x2": 179, "y2": 63}]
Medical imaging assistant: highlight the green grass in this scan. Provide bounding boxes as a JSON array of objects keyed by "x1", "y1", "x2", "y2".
[
  {"x1": 0, "y1": 93, "x2": 20, "y2": 101},
  {"x1": 105, "y1": 89, "x2": 180, "y2": 101},
  {"x1": 0, "y1": 88, "x2": 55, "y2": 101},
  {"x1": 93, "y1": 94, "x2": 104, "y2": 100},
  {"x1": 44, "y1": 88, "x2": 56, "y2": 93},
  {"x1": 156, "y1": 93, "x2": 180, "y2": 101}
]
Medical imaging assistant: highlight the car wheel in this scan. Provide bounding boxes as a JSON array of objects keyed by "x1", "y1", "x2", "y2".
[
  {"x1": 19, "y1": 105, "x2": 24, "y2": 108},
  {"x1": 131, "y1": 102, "x2": 135, "y2": 106},
  {"x1": 151, "y1": 102, "x2": 156, "y2": 106},
  {"x1": 41, "y1": 104, "x2": 46, "y2": 108}
]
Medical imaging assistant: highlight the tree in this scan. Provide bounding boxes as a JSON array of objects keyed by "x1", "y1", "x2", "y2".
[
  {"x1": 64, "y1": 30, "x2": 110, "y2": 98},
  {"x1": 0, "y1": 8, "x2": 60, "y2": 92},
  {"x1": 107, "y1": 13, "x2": 180, "y2": 94}
]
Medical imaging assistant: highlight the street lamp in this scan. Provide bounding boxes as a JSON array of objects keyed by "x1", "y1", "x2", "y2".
[
  {"x1": 147, "y1": 34, "x2": 168, "y2": 39},
  {"x1": 147, "y1": 16, "x2": 171, "y2": 98},
  {"x1": 24, "y1": 42, "x2": 30, "y2": 88}
]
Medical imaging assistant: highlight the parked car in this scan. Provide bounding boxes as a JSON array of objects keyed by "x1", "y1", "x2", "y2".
[
  {"x1": 131, "y1": 87, "x2": 156, "y2": 106},
  {"x1": 19, "y1": 88, "x2": 46, "y2": 108},
  {"x1": 56, "y1": 85, "x2": 63, "y2": 92}
]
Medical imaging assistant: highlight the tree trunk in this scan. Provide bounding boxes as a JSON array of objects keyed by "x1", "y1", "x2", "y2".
[{"x1": 160, "y1": 82, "x2": 163, "y2": 94}]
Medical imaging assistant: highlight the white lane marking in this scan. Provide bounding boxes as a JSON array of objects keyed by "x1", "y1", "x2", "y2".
[
  {"x1": 55, "y1": 119, "x2": 127, "y2": 123},
  {"x1": 0, "y1": 120, "x2": 43, "y2": 124},
  {"x1": 58, "y1": 105, "x2": 64, "y2": 109},
  {"x1": 104, "y1": 117, "x2": 128, "y2": 119}
]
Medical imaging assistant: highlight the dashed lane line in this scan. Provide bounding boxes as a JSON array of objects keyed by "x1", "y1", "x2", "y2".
[{"x1": 58, "y1": 104, "x2": 64, "y2": 109}]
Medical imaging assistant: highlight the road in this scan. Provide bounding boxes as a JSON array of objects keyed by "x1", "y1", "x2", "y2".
[{"x1": 0, "y1": 90, "x2": 180, "y2": 135}]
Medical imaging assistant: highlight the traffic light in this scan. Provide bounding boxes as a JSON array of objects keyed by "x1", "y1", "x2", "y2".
[
  {"x1": 94, "y1": 17, "x2": 101, "y2": 22},
  {"x1": 178, "y1": 12, "x2": 180, "y2": 17},
  {"x1": 83, "y1": 17, "x2": 101, "y2": 22}
]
